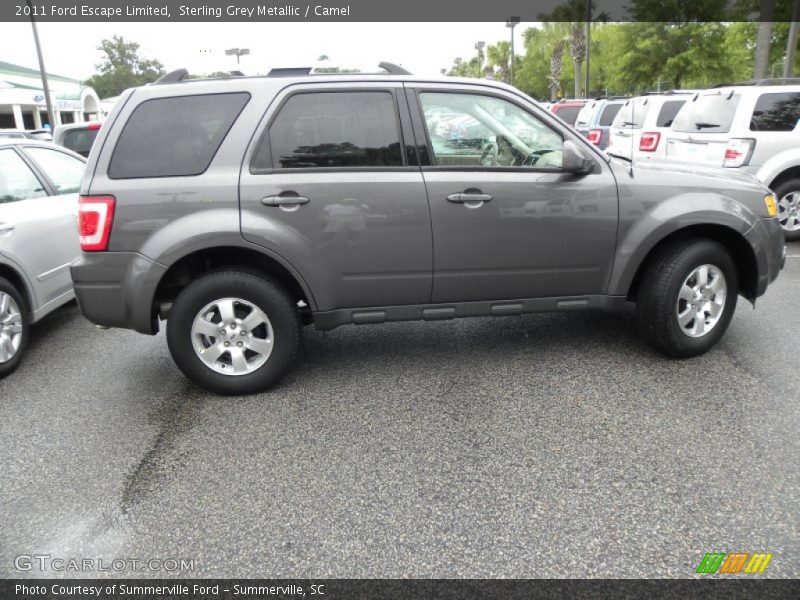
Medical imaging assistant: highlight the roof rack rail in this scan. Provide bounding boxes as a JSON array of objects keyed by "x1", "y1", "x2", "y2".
[
  {"x1": 378, "y1": 61, "x2": 411, "y2": 75},
  {"x1": 154, "y1": 68, "x2": 189, "y2": 84},
  {"x1": 268, "y1": 67, "x2": 313, "y2": 77}
]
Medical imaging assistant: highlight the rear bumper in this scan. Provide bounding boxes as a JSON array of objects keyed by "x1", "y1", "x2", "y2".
[
  {"x1": 746, "y1": 217, "x2": 785, "y2": 298},
  {"x1": 70, "y1": 252, "x2": 166, "y2": 335}
]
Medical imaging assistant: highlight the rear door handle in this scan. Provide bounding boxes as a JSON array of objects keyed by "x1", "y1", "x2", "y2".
[
  {"x1": 261, "y1": 192, "x2": 310, "y2": 207},
  {"x1": 446, "y1": 193, "x2": 493, "y2": 203}
]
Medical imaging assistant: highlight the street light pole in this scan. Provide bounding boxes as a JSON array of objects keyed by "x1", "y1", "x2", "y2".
[
  {"x1": 585, "y1": 0, "x2": 591, "y2": 97},
  {"x1": 27, "y1": 0, "x2": 55, "y2": 129},
  {"x1": 506, "y1": 16, "x2": 520, "y2": 86},
  {"x1": 783, "y1": 0, "x2": 800, "y2": 78},
  {"x1": 225, "y1": 47, "x2": 250, "y2": 66}
]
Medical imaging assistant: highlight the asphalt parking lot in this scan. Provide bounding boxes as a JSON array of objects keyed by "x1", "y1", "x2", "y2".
[{"x1": 1, "y1": 244, "x2": 798, "y2": 579}]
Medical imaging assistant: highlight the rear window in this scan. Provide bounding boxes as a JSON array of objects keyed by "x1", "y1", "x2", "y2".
[
  {"x1": 598, "y1": 103, "x2": 622, "y2": 126},
  {"x1": 61, "y1": 128, "x2": 99, "y2": 158},
  {"x1": 750, "y1": 92, "x2": 800, "y2": 131},
  {"x1": 655, "y1": 100, "x2": 686, "y2": 127},
  {"x1": 108, "y1": 92, "x2": 249, "y2": 179},
  {"x1": 671, "y1": 93, "x2": 741, "y2": 133},
  {"x1": 612, "y1": 99, "x2": 648, "y2": 129},
  {"x1": 574, "y1": 102, "x2": 597, "y2": 127},
  {"x1": 553, "y1": 105, "x2": 581, "y2": 125}
]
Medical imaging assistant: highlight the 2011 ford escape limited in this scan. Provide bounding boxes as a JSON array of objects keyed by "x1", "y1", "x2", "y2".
[{"x1": 71, "y1": 65, "x2": 786, "y2": 395}]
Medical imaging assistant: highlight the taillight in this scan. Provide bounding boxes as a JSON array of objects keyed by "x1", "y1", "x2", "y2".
[
  {"x1": 587, "y1": 129, "x2": 602, "y2": 145},
  {"x1": 78, "y1": 195, "x2": 115, "y2": 251},
  {"x1": 87, "y1": 122, "x2": 102, "y2": 131},
  {"x1": 723, "y1": 138, "x2": 756, "y2": 167},
  {"x1": 639, "y1": 132, "x2": 661, "y2": 152}
]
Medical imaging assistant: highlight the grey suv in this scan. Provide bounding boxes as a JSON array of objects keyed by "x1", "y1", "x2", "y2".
[{"x1": 71, "y1": 66, "x2": 786, "y2": 395}]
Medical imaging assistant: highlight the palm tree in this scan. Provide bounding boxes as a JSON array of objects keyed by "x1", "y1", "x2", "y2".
[
  {"x1": 549, "y1": 40, "x2": 565, "y2": 101},
  {"x1": 487, "y1": 41, "x2": 512, "y2": 83},
  {"x1": 570, "y1": 24, "x2": 587, "y2": 98}
]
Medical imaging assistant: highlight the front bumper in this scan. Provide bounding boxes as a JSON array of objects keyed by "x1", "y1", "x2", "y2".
[
  {"x1": 746, "y1": 217, "x2": 785, "y2": 299},
  {"x1": 70, "y1": 252, "x2": 166, "y2": 335}
]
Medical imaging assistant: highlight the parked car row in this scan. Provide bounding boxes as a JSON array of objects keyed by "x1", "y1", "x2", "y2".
[{"x1": 564, "y1": 78, "x2": 800, "y2": 239}]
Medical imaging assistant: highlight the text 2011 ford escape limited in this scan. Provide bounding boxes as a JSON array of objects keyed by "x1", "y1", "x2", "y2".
[{"x1": 71, "y1": 65, "x2": 786, "y2": 395}]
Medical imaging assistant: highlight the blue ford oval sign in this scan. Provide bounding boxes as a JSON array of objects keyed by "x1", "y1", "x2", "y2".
[{"x1": 33, "y1": 94, "x2": 45, "y2": 102}]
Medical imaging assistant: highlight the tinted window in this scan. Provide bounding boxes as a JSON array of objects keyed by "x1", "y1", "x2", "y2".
[
  {"x1": 420, "y1": 92, "x2": 564, "y2": 169},
  {"x1": 258, "y1": 92, "x2": 402, "y2": 170},
  {"x1": 750, "y1": 92, "x2": 800, "y2": 131},
  {"x1": 672, "y1": 93, "x2": 741, "y2": 133},
  {"x1": 553, "y1": 105, "x2": 581, "y2": 125},
  {"x1": 61, "y1": 128, "x2": 99, "y2": 157},
  {"x1": 24, "y1": 147, "x2": 84, "y2": 194},
  {"x1": 0, "y1": 149, "x2": 47, "y2": 204},
  {"x1": 598, "y1": 103, "x2": 623, "y2": 126},
  {"x1": 656, "y1": 100, "x2": 686, "y2": 127},
  {"x1": 109, "y1": 93, "x2": 249, "y2": 179}
]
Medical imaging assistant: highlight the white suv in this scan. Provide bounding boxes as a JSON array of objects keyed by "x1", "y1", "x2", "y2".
[
  {"x1": 664, "y1": 81, "x2": 800, "y2": 239},
  {"x1": 606, "y1": 92, "x2": 696, "y2": 162}
]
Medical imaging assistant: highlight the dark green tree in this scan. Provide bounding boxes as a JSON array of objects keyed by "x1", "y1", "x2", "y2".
[{"x1": 84, "y1": 35, "x2": 165, "y2": 98}]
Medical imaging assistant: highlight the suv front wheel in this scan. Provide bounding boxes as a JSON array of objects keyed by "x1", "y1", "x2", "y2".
[
  {"x1": 636, "y1": 239, "x2": 738, "y2": 358},
  {"x1": 167, "y1": 270, "x2": 301, "y2": 395}
]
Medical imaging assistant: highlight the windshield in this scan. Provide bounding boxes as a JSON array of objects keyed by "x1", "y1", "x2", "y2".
[{"x1": 671, "y1": 93, "x2": 741, "y2": 133}]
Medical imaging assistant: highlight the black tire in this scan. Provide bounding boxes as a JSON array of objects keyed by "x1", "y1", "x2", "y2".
[
  {"x1": 636, "y1": 239, "x2": 738, "y2": 358},
  {"x1": 166, "y1": 270, "x2": 301, "y2": 395},
  {"x1": 0, "y1": 276, "x2": 29, "y2": 379},
  {"x1": 773, "y1": 177, "x2": 800, "y2": 241}
]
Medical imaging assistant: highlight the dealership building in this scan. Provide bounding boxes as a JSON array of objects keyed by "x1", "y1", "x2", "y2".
[{"x1": 0, "y1": 60, "x2": 103, "y2": 129}]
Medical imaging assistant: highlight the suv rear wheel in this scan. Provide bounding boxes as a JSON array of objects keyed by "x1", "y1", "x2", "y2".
[
  {"x1": 0, "y1": 277, "x2": 28, "y2": 378},
  {"x1": 166, "y1": 270, "x2": 301, "y2": 395},
  {"x1": 773, "y1": 177, "x2": 800, "y2": 241},
  {"x1": 636, "y1": 239, "x2": 738, "y2": 358}
]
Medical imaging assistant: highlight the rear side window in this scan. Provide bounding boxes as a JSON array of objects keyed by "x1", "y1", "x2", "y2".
[
  {"x1": 108, "y1": 93, "x2": 249, "y2": 179},
  {"x1": 671, "y1": 93, "x2": 741, "y2": 133},
  {"x1": 254, "y1": 91, "x2": 402, "y2": 170},
  {"x1": 750, "y1": 92, "x2": 800, "y2": 131},
  {"x1": 61, "y1": 128, "x2": 99, "y2": 158},
  {"x1": 598, "y1": 103, "x2": 622, "y2": 126},
  {"x1": 0, "y1": 149, "x2": 46, "y2": 203},
  {"x1": 655, "y1": 100, "x2": 686, "y2": 127}
]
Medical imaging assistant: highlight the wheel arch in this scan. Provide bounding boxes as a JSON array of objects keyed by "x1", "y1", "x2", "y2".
[
  {"x1": 152, "y1": 245, "x2": 316, "y2": 325},
  {"x1": 0, "y1": 262, "x2": 34, "y2": 314},
  {"x1": 625, "y1": 224, "x2": 759, "y2": 303}
]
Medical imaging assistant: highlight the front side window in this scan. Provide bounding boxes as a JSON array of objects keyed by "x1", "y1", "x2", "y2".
[
  {"x1": 420, "y1": 92, "x2": 564, "y2": 169},
  {"x1": 257, "y1": 91, "x2": 403, "y2": 170},
  {"x1": 109, "y1": 92, "x2": 249, "y2": 179},
  {"x1": 750, "y1": 92, "x2": 800, "y2": 131},
  {"x1": 0, "y1": 149, "x2": 47, "y2": 204},
  {"x1": 24, "y1": 147, "x2": 84, "y2": 194}
]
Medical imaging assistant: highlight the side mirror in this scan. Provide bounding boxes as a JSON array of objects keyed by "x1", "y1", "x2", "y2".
[{"x1": 562, "y1": 140, "x2": 595, "y2": 174}]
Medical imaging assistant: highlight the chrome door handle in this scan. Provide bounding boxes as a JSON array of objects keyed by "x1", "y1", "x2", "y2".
[
  {"x1": 261, "y1": 193, "x2": 310, "y2": 207},
  {"x1": 446, "y1": 193, "x2": 492, "y2": 203}
]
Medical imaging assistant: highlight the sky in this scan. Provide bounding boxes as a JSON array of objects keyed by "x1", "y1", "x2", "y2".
[{"x1": 0, "y1": 22, "x2": 525, "y2": 82}]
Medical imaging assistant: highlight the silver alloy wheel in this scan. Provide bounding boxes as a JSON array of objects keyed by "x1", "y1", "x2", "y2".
[
  {"x1": 191, "y1": 297, "x2": 274, "y2": 376},
  {"x1": 0, "y1": 292, "x2": 23, "y2": 363},
  {"x1": 676, "y1": 264, "x2": 727, "y2": 338},
  {"x1": 778, "y1": 191, "x2": 800, "y2": 231}
]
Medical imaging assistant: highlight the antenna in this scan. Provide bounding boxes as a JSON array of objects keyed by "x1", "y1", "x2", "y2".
[{"x1": 629, "y1": 97, "x2": 635, "y2": 176}]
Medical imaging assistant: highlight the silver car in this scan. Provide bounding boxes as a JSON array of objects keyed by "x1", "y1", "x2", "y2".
[{"x1": 0, "y1": 139, "x2": 84, "y2": 377}]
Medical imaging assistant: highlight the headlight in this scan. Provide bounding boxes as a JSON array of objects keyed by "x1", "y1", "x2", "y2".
[{"x1": 764, "y1": 194, "x2": 778, "y2": 217}]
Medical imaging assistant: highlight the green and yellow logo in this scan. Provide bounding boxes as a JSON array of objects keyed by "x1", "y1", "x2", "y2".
[{"x1": 696, "y1": 552, "x2": 773, "y2": 574}]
